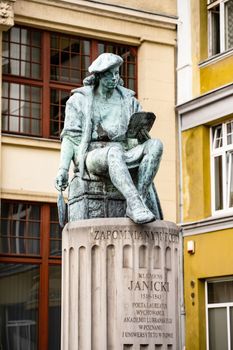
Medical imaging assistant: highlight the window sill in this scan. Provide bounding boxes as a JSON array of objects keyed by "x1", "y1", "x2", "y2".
[
  {"x1": 1, "y1": 134, "x2": 61, "y2": 150},
  {"x1": 181, "y1": 212, "x2": 233, "y2": 236},
  {"x1": 199, "y1": 48, "x2": 233, "y2": 68}
]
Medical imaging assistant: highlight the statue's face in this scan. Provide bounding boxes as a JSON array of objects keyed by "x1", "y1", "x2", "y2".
[{"x1": 99, "y1": 66, "x2": 120, "y2": 89}]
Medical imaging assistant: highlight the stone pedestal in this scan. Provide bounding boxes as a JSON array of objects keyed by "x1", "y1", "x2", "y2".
[{"x1": 61, "y1": 218, "x2": 181, "y2": 350}]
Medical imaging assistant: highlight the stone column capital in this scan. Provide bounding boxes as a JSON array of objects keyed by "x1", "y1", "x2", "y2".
[{"x1": 0, "y1": 0, "x2": 16, "y2": 31}]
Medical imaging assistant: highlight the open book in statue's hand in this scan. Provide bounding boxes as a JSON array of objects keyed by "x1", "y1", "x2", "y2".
[{"x1": 127, "y1": 112, "x2": 156, "y2": 142}]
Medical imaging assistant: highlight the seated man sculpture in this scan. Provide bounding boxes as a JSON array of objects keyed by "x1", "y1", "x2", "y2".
[{"x1": 55, "y1": 53, "x2": 163, "y2": 225}]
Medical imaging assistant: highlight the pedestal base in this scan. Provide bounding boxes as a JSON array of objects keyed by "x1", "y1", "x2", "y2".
[{"x1": 61, "y1": 218, "x2": 181, "y2": 350}]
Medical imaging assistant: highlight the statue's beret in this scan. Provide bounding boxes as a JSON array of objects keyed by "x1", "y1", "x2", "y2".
[{"x1": 88, "y1": 53, "x2": 123, "y2": 73}]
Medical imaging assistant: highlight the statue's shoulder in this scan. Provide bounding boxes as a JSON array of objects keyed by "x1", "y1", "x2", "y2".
[
  {"x1": 66, "y1": 86, "x2": 93, "y2": 106},
  {"x1": 71, "y1": 86, "x2": 93, "y2": 96},
  {"x1": 117, "y1": 85, "x2": 136, "y2": 98}
]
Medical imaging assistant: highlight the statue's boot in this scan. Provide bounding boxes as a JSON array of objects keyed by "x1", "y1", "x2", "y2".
[{"x1": 126, "y1": 194, "x2": 155, "y2": 224}]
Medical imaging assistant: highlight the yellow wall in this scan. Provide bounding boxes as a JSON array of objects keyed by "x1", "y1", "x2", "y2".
[
  {"x1": 200, "y1": 56, "x2": 233, "y2": 93},
  {"x1": 182, "y1": 126, "x2": 211, "y2": 222},
  {"x1": 138, "y1": 42, "x2": 176, "y2": 219},
  {"x1": 199, "y1": 0, "x2": 208, "y2": 61},
  {"x1": 1, "y1": 136, "x2": 60, "y2": 202},
  {"x1": 191, "y1": 0, "x2": 202, "y2": 97},
  {"x1": 184, "y1": 228, "x2": 233, "y2": 349}
]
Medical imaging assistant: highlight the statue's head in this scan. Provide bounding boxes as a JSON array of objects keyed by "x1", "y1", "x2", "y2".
[{"x1": 83, "y1": 53, "x2": 124, "y2": 87}]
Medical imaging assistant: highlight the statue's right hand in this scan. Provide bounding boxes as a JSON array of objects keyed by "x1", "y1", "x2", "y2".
[{"x1": 55, "y1": 168, "x2": 69, "y2": 191}]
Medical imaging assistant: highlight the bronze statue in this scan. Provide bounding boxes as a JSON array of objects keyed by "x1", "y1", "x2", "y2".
[{"x1": 55, "y1": 53, "x2": 163, "y2": 225}]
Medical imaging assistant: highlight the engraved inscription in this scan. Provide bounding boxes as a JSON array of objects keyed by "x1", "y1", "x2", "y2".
[
  {"x1": 93, "y1": 229, "x2": 179, "y2": 243},
  {"x1": 122, "y1": 272, "x2": 174, "y2": 341}
]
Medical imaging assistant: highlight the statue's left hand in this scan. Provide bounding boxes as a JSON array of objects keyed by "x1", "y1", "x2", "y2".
[{"x1": 55, "y1": 168, "x2": 69, "y2": 191}]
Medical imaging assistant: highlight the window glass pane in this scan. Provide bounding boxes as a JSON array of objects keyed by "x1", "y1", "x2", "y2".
[
  {"x1": 82, "y1": 40, "x2": 90, "y2": 55},
  {"x1": 208, "y1": 280, "x2": 233, "y2": 303},
  {"x1": 211, "y1": 5, "x2": 220, "y2": 55},
  {"x1": 11, "y1": 27, "x2": 20, "y2": 43},
  {"x1": 31, "y1": 31, "x2": 41, "y2": 47},
  {"x1": 0, "y1": 264, "x2": 39, "y2": 350},
  {"x1": 50, "y1": 206, "x2": 59, "y2": 221},
  {"x1": 50, "y1": 205, "x2": 62, "y2": 256},
  {"x1": 225, "y1": 0, "x2": 233, "y2": 50},
  {"x1": 9, "y1": 115, "x2": 19, "y2": 133},
  {"x1": 31, "y1": 63, "x2": 41, "y2": 79},
  {"x1": 50, "y1": 34, "x2": 90, "y2": 84},
  {"x1": 0, "y1": 202, "x2": 41, "y2": 255},
  {"x1": 10, "y1": 59, "x2": 20, "y2": 75},
  {"x1": 48, "y1": 266, "x2": 61, "y2": 350},
  {"x1": 31, "y1": 87, "x2": 41, "y2": 103},
  {"x1": 31, "y1": 119, "x2": 41, "y2": 135},
  {"x1": 213, "y1": 125, "x2": 223, "y2": 149},
  {"x1": 2, "y1": 26, "x2": 41, "y2": 79},
  {"x1": 227, "y1": 152, "x2": 233, "y2": 207},
  {"x1": 51, "y1": 35, "x2": 59, "y2": 49},
  {"x1": 2, "y1": 83, "x2": 42, "y2": 136},
  {"x1": 32, "y1": 48, "x2": 41, "y2": 63},
  {"x1": 128, "y1": 78, "x2": 136, "y2": 91},
  {"x1": 98, "y1": 43, "x2": 105, "y2": 54},
  {"x1": 50, "y1": 89, "x2": 70, "y2": 138},
  {"x1": 214, "y1": 156, "x2": 223, "y2": 210},
  {"x1": 31, "y1": 103, "x2": 41, "y2": 118},
  {"x1": 208, "y1": 308, "x2": 228, "y2": 350},
  {"x1": 11, "y1": 43, "x2": 20, "y2": 59},
  {"x1": 21, "y1": 28, "x2": 29, "y2": 45},
  {"x1": 20, "y1": 117, "x2": 30, "y2": 134},
  {"x1": 226, "y1": 121, "x2": 233, "y2": 145}
]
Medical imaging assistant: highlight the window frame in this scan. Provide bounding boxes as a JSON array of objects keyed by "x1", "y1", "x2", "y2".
[
  {"x1": 205, "y1": 278, "x2": 233, "y2": 350},
  {"x1": 207, "y1": 0, "x2": 233, "y2": 57},
  {"x1": 2, "y1": 25, "x2": 138, "y2": 139},
  {"x1": 210, "y1": 120, "x2": 233, "y2": 215},
  {"x1": 0, "y1": 200, "x2": 62, "y2": 350}
]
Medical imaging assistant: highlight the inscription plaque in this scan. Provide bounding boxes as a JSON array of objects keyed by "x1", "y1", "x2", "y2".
[{"x1": 61, "y1": 218, "x2": 180, "y2": 350}]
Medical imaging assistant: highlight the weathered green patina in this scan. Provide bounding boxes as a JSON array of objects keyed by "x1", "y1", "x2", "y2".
[{"x1": 55, "y1": 53, "x2": 163, "y2": 226}]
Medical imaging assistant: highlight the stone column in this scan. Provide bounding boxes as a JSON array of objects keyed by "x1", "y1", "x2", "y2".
[{"x1": 61, "y1": 218, "x2": 181, "y2": 350}]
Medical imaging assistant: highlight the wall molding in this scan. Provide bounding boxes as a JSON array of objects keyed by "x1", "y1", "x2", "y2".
[
  {"x1": 176, "y1": 83, "x2": 233, "y2": 130},
  {"x1": 181, "y1": 213, "x2": 233, "y2": 236}
]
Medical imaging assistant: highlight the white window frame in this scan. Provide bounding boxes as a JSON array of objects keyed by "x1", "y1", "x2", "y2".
[
  {"x1": 205, "y1": 278, "x2": 233, "y2": 350},
  {"x1": 211, "y1": 120, "x2": 233, "y2": 215},
  {"x1": 208, "y1": 0, "x2": 233, "y2": 56}
]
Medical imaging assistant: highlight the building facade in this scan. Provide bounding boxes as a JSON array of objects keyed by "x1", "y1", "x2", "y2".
[
  {"x1": 177, "y1": 0, "x2": 233, "y2": 349},
  {"x1": 0, "y1": 1, "x2": 178, "y2": 349}
]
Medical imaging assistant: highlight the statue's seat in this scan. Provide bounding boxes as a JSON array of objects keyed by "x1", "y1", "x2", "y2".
[{"x1": 68, "y1": 173, "x2": 127, "y2": 221}]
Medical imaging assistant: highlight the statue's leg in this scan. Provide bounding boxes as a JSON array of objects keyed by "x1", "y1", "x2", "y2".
[
  {"x1": 85, "y1": 144, "x2": 155, "y2": 224},
  {"x1": 137, "y1": 139, "x2": 163, "y2": 201},
  {"x1": 125, "y1": 139, "x2": 163, "y2": 201},
  {"x1": 86, "y1": 144, "x2": 137, "y2": 197}
]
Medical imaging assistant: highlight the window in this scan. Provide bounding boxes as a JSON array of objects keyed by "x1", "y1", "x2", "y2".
[
  {"x1": 211, "y1": 120, "x2": 233, "y2": 213},
  {"x1": 208, "y1": 0, "x2": 233, "y2": 56},
  {"x1": 206, "y1": 279, "x2": 233, "y2": 350},
  {"x1": 2, "y1": 26, "x2": 137, "y2": 139},
  {"x1": 0, "y1": 201, "x2": 62, "y2": 350}
]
